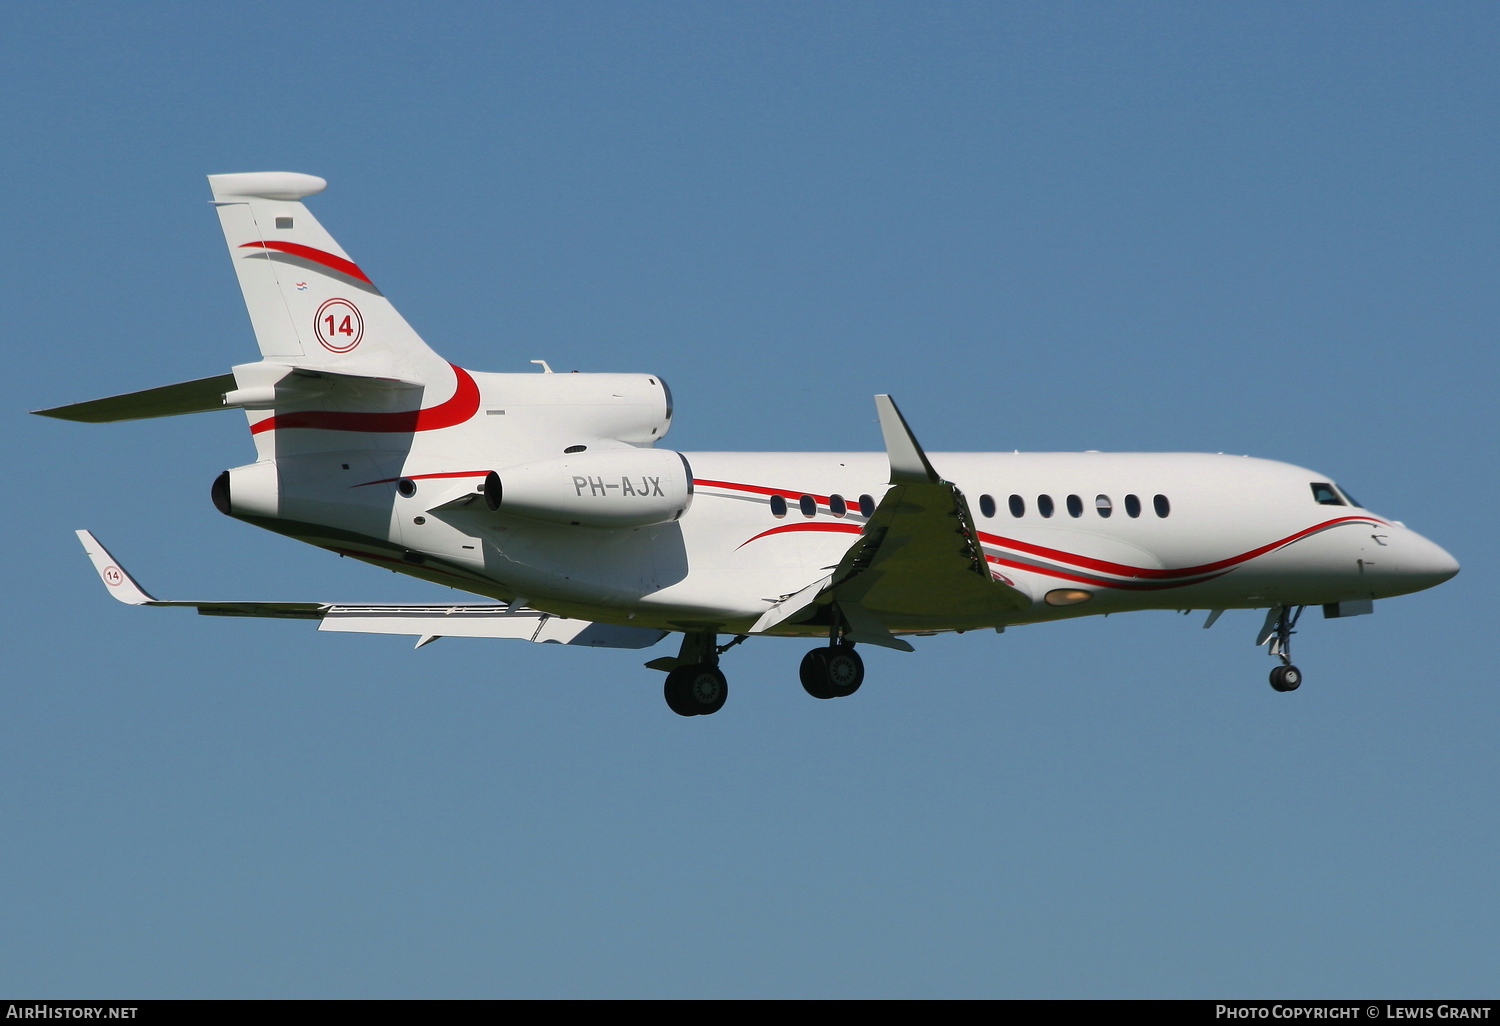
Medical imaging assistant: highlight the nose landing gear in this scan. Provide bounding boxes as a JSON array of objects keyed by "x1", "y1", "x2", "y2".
[{"x1": 1260, "y1": 605, "x2": 1306, "y2": 692}]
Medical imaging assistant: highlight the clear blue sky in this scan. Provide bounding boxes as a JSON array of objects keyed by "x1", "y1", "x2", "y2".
[{"x1": 3, "y1": 1, "x2": 1495, "y2": 998}]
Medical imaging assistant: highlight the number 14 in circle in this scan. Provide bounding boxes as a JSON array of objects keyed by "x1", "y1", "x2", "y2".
[{"x1": 314, "y1": 298, "x2": 364, "y2": 353}]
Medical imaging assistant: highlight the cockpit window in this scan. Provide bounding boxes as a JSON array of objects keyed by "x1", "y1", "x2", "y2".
[
  {"x1": 1336, "y1": 485, "x2": 1364, "y2": 508},
  {"x1": 1311, "y1": 482, "x2": 1345, "y2": 506}
]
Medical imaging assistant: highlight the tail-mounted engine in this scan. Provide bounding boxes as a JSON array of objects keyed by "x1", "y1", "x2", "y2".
[{"x1": 484, "y1": 448, "x2": 694, "y2": 529}]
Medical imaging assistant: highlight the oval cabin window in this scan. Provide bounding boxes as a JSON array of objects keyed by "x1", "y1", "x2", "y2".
[
  {"x1": 1095, "y1": 494, "x2": 1112, "y2": 518},
  {"x1": 770, "y1": 495, "x2": 787, "y2": 518},
  {"x1": 1066, "y1": 494, "x2": 1084, "y2": 518},
  {"x1": 1153, "y1": 494, "x2": 1171, "y2": 518},
  {"x1": 799, "y1": 494, "x2": 817, "y2": 518},
  {"x1": 1124, "y1": 494, "x2": 1141, "y2": 518},
  {"x1": 1037, "y1": 494, "x2": 1055, "y2": 518},
  {"x1": 1009, "y1": 494, "x2": 1025, "y2": 517},
  {"x1": 979, "y1": 494, "x2": 996, "y2": 518},
  {"x1": 829, "y1": 493, "x2": 848, "y2": 517}
]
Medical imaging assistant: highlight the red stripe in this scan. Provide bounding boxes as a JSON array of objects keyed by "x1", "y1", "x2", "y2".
[
  {"x1": 353, "y1": 470, "x2": 490, "y2": 488},
  {"x1": 735, "y1": 522, "x2": 863, "y2": 549},
  {"x1": 239, "y1": 240, "x2": 373, "y2": 284},
  {"x1": 986, "y1": 555, "x2": 1230, "y2": 592},
  {"x1": 977, "y1": 515, "x2": 1384, "y2": 581},
  {"x1": 249, "y1": 364, "x2": 480, "y2": 435},
  {"x1": 695, "y1": 479, "x2": 833, "y2": 506}
]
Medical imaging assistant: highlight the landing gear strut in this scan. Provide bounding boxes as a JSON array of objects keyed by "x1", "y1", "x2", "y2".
[
  {"x1": 800, "y1": 608, "x2": 866, "y2": 700},
  {"x1": 1263, "y1": 605, "x2": 1305, "y2": 692}
]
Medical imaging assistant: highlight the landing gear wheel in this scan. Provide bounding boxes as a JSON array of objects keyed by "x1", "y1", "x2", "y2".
[
  {"x1": 800, "y1": 645, "x2": 864, "y2": 699},
  {"x1": 824, "y1": 644, "x2": 864, "y2": 697},
  {"x1": 665, "y1": 663, "x2": 728, "y2": 716},
  {"x1": 1269, "y1": 665, "x2": 1302, "y2": 692},
  {"x1": 799, "y1": 648, "x2": 836, "y2": 700}
]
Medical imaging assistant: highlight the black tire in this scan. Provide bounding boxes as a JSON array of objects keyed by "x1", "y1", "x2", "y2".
[
  {"x1": 1269, "y1": 665, "x2": 1302, "y2": 692},
  {"x1": 799, "y1": 648, "x2": 836, "y2": 699},
  {"x1": 666, "y1": 663, "x2": 728, "y2": 715},
  {"x1": 825, "y1": 644, "x2": 864, "y2": 697},
  {"x1": 664, "y1": 670, "x2": 697, "y2": 716}
]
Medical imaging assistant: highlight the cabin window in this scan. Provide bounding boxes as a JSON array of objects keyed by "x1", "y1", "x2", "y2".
[
  {"x1": 1124, "y1": 494, "x2": 1141, "y2": 518},
  {"x1": 1153, "y1": 494, "x2": 1171, "y2": 518},
  {"x1": 769, "y1": 495, "x2": 787, "y2": 518},
  {"x1": 829, "y1": 493, "x2": 848, "y2": 517},
  {"x1": 799, "y1": 494, "x2": 817, "y2": 517},
  {"x1": 1037, "y1": 494, "x2": 1055, "y2": 518},
  {"x1": 1066, "y1": 494, "x2": 1084, "y2": 518},
  {"x1": 1311, "y1": 482, "x2": 1345, "y2": 506},
  {"x1": 858, "y1": 494, "x2": 876, "y2": 517},
  {"x1": 1095, "y1": 494, "x2": 1112, "y2": 518},
  {"x1": 979, "y1": 494, "x2": 996, "y2": 518},
  {"x1": 1009, "y1": 494, "x2": 1025, "y2": 517}
]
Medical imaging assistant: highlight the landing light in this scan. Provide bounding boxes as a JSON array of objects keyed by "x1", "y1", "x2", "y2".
[{"x1": 1045, "y1": 589, "x2": 1093, "y2": 607}]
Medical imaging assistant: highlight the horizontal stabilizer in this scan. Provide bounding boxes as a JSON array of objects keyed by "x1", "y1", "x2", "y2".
[
  {"x1": 35, "y1": 374, "x2": 237, "y2": 423},
  {"x1": 75, "y1": 530, "x2": 664, "y2": 649}
]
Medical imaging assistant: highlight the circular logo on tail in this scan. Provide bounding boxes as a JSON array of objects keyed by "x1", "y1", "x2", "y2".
[
  {"x1": 314, "y1": 298, "x2": 364, "y2": 353},
  {"x1": 103, "y1": 566, "x2": 124, "y2": 587}
]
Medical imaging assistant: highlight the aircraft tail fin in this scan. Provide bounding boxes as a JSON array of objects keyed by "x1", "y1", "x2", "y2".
[{"x1": 208, "y1": 172, "x2": 450, "y2": 385}]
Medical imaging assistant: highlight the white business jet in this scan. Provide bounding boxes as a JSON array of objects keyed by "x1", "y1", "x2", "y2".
[{"x1": 37, "y1": 172, "x2": 1459, "y2": 716}]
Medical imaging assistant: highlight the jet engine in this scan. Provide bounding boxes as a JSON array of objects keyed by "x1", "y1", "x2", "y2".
[
  {"x1": 485, "y1": 448, "x2": 694, "y2": 528},
  {"x1": 211, "y1": 461, "x2": 279, "y2": 518}
]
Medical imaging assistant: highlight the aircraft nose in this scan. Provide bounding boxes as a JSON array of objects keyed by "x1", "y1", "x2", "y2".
[{"x1": 1397, "y1": 529, "x2": 1460, "y2": 591}]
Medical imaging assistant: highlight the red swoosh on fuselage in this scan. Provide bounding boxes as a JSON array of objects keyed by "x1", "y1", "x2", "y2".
[
  {"x1": 238, "y1": 240, "x2": 373, "y2": 284},
  {"x1": 977, "y1": 515, "x2": 1386, "y2": 581},
  {"x1": 248, "y1": 364, "x2": 480, "y2": 435},
  {"x1": 715, "y1": 473, "x2": 1387, "y2": 588},
  {"x1": 735, "y1": 522, "x2": 863, "y2": 549}
]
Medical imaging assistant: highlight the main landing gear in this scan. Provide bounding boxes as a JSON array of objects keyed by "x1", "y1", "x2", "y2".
[
  {"x1": 799, "y1": 643, "x2": 865, "y2": 700},
  {"x1": 661, "y1": 631, "x2": 740, "y2": 717},
  {"x1": 1262, "y1": 604, "x2": 1305, "y2": 693},
  {"x1": 800, "y1": 607, "x2": 866, "y2": 700},
  {"x1": 664, "y1": 663, "x2": 728, "y2": 716}
]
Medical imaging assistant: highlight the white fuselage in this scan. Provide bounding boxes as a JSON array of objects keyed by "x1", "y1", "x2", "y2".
[{"x1": 248, "y1": 427, "x2": 1457, "y2": 636}]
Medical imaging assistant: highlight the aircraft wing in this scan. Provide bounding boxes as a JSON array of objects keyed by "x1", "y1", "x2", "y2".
[
  {"x1": 750, "y1": 396, "x2": 1031, "y2": 649},
  {"x1": 75, "y1": 530, "x2": 665, "y2": 650}
]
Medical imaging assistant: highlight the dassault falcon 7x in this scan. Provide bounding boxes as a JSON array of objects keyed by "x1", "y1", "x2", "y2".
[{"x1": 37, "y1": 172, "x2": 1459, "y2": 716}]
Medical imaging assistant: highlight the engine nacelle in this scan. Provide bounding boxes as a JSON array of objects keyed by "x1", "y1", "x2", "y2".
[
  {"x1": 486, "y1": 448, "x2": 694, "y2": 528},
  {"x1": 211, "y1": 461, "x2": 279, "y2": 518}
]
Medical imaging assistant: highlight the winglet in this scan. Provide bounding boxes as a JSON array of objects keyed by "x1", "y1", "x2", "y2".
[
  {"x1": 75, "y1": 530, "x2": 156, "y2": 605},
  {"x1": 874, "y1": 395, "x2": 941, "y2": 484}
]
